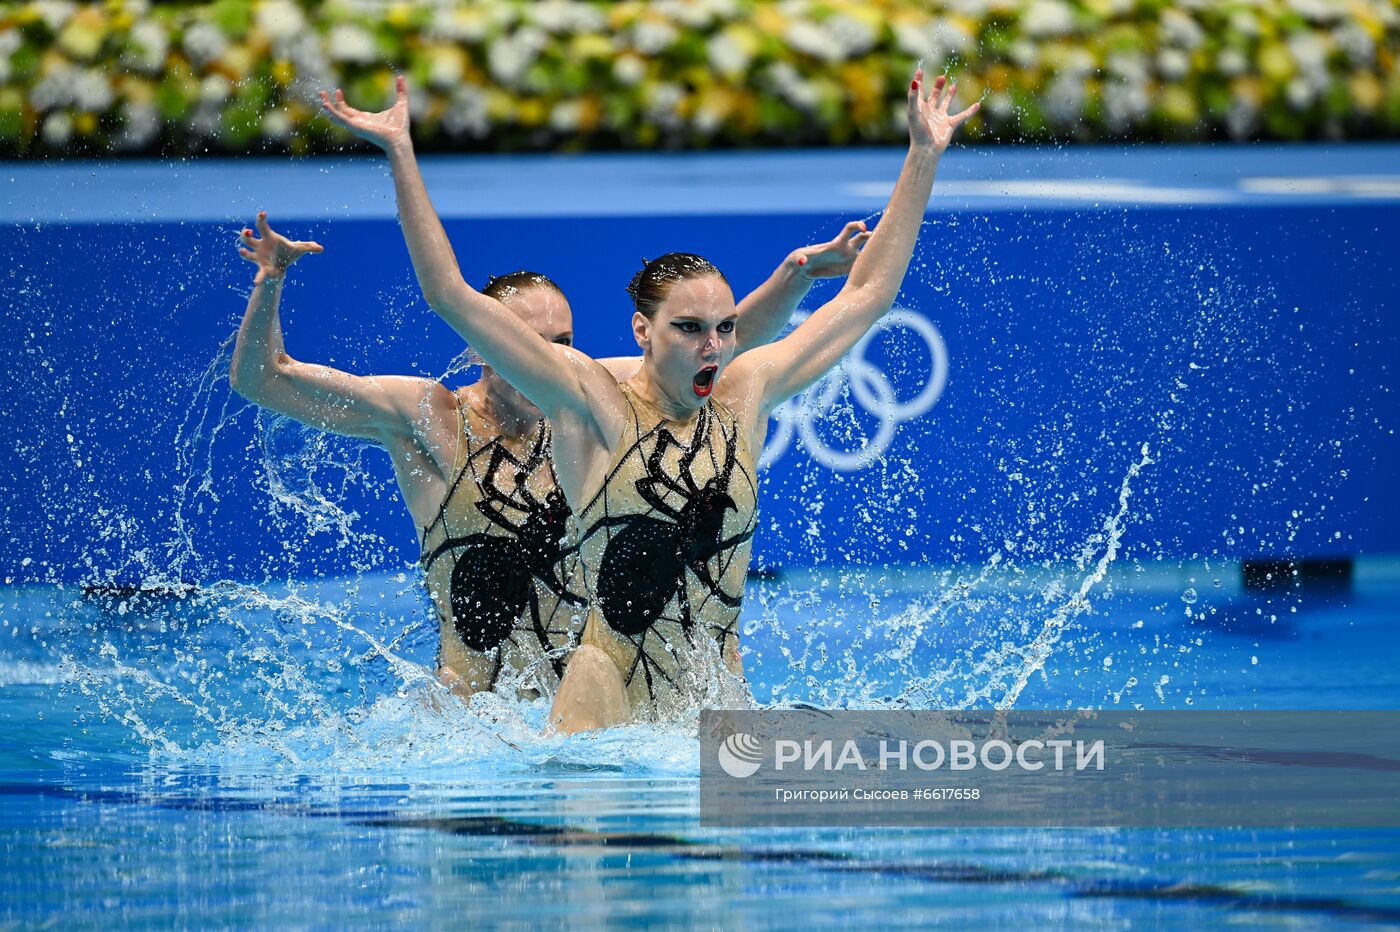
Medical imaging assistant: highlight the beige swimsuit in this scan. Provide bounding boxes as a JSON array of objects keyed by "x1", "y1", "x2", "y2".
[
  {"x1": 576, "y1": 383, "x2": 759, "y2": 715},
  {"x1": 419, "y1": 400, "x2": 586, "y2": 696}
]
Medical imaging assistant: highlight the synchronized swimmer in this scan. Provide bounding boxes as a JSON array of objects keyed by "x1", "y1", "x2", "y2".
[
  {"x1": 229, "y1": 128, "x2": 870, "y2": 704},
  {"x1": 232, "y1": 66, "x2": 976, "y2": 735}
]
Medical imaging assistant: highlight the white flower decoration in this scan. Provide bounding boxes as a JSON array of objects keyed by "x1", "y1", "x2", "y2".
[
  {"x1": 181, "y1": 21, "x2": 227, "y2": 67},
  {"x1": 1156, "y1": 49, "x2": 1190, "y2": 81},
  {"x1": 31, "y1": 0, "x2": 77, "y2": 31},
  {"x1": 1043, "y1": 73, "x2": 1087, "y2": 125},
  {"x1": 1216, "y1": 48, "x2": 1248, "y2": 78},
  {"x1": 488, "y1": 28, "x2": 546, "y2": 87},
  {"x1": 549, "y1": 99, "x2": 584, "y2": 132},
  {"x1": 612, "y1": 54, "x2": 646, "y2": 86},
  {"x1": 527, "y1": 0, "x2": 604, "y2": 34},
  {"x1": 200, "y1": 74, "x2": 231, "y2": 104},
  {"x1": 257, "y1": 0, "x2": 307, "y2": 44},
  {"x1": 260, "y1": 109, "x2": 293, "y2": 141},
  {"x1": 442, "y1": 85, "x2": 490, "y2": 138},
  {"x1": 631, "y1": 19, "x2": 679, "y2": 55},
  {"x1": 41, "y1": 111, "x2": 73, "y2": 146},
  {"x1": 1286, "y1": 32, "x2": 1329, "y2": 76},
  {"x1": 764, "y1": 60, "x2": 820, "y2": 111},
  {"x1": 1021, "y1": 0, "x2": 1074, "y2": 38},
  {"x1": 1285, "y1": 0, "x2": 1343, "y2": 24},
  {"x1": 326, "y1": 24, "x2": 377, "y2": 64},
  {"x1": 786, "y1": 21, "x2": 843, "y2": 63},
  {"x1": 645, "y1": 81, "x2": 685, "y2": 126},
  {"x1": 122, "y1": 20, "x2": 168, "y2": 74},
  {"x1": 1103, "y1": 81, "x2": 1150, "y2": 129},
  {"x1": 825, "y1": 14, "x2": 877, "y2": 57},
  {"x1": 1332, "y1": 22, "x2": 1375, "y2": 66},
  {"x1": 707, "y1": 33, "x2": 750, "y2": 76},
  {"x1": 72, "y1": 69, "x2": 113, "y2": 111},
  {"x1": 116, "y1": 101, "x2": 161, "y2": 150},
  {"x1": 1160, "y1": 10, "x2": 1205, "y2": 50},
  {"x1": 1226, "y1": 96, "x2": 1258, "y2": 140},
  {"x1": 426, "y1": 46, "x2": 465, "y2": 89},
  {"x1": 29, "y1": 61, "x2": 78, "y2": 111}
]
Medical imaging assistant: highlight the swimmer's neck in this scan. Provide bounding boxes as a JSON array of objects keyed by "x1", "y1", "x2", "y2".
[
  {"x1": 472, "y1": 371, "x2": 542, "y2": 437},
  {"x1": 627, "y1": 368, "x2": 704, "y2": 422}
]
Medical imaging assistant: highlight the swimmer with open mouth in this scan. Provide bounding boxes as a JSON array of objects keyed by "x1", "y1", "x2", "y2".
[
  {"x1": 693, "y1": 365, "x2": 718, "y2": 397},
  {"x1": 323, "y1": 66, "x2": 979, "y2": 733}
]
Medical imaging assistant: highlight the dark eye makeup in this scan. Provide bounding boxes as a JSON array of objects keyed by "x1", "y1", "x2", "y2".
[{"x1": 669, "y1": 319, "x2": 736, "y2": 335}]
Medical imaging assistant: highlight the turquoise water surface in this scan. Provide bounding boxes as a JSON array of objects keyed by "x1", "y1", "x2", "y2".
[{"x1": 3, "y1": 561, "x2": 1399, "y2": 927}]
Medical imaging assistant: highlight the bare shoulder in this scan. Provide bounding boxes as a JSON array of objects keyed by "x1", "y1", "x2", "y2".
[
  {"x1": 722, "y1": 347, "x2": 775, "y2": 384},
  {"x1": 553, "y1": 344, "x2": 630, "y2": 453},
  {"x1": 556, "y1": 343, "x2": 617, "y2": 384},
  {"x1": 717, "y1": 347, "x2": 775, "y2": 399},
  {"x1": 348, "y1": 376, "x2": 458, "y2": 456},
  {"x1": 555, "y1": 345, "x2": 628, "y2": 413},
  {"x1": 594, "y1": 355, "x2": 643, "y2": 382},
  {"x1": 379, "y1": 377, "x2": 461, "y2": 477},
  {"x1": 714, "y1": 352, "x2": 772, "y2": 428},
  {"x1": 368, "y1": 375, "x2": 455, "y2": 419}
]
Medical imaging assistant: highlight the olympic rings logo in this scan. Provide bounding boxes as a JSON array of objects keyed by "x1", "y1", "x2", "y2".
[{"x1": 759, "y1": 308, "x2": 948, "y2": 472}]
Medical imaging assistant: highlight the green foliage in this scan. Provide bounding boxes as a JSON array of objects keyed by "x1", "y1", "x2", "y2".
[{"x1": 0, "y1": 0, "x2": 1396, "y2": 158}]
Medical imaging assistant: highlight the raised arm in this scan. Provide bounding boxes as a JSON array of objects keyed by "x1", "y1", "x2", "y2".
[
  {"x1": 732, "y1": 221, "x2": 871, "y2": 352},
  {"x1": 593, "y1": 222, "x2": 872, "y2": 382},
  {"x1": 319, "y1": 78, "x2": 619, "y2": 433},
  {"x1": 727, "y1": 72, "x2": 978, "y2": 413},
  {"x1": 229, "y1": 212, "x2": 446, "y2": 443}
]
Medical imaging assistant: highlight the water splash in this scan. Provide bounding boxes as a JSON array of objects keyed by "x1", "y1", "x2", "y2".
[
  {"x1": 747, "y1": 444, "x2": 1155, "y2": 714},
  {"x1": 31, "y1": 204, "x2": 1325, "y2": 773},
  {"x1": 997, "y1": 442, "x2": 1154, "y2": 710}
]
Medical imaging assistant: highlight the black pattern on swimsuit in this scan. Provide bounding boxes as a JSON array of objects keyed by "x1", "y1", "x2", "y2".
[
  {"x1": 581, "y1": 402, "x2": 757, "y2": 699},
  {"x1": 421, "y1": 420, "x2": 584, "y2": 687}
]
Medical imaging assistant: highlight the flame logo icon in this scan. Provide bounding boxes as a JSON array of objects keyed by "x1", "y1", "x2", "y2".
[{"x1": 717, "y1": 732, "x2": 764, "y2": 778}]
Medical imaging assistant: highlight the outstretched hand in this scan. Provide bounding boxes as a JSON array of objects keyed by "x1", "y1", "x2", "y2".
[
  {"x1": 320, "y1": 74, "x2": 411, "y2": 153},
  {"x1": 239, "y1": 212, "x2": 323, "y2": 284},
  {"x1": 907, "y1": 70, "x2": 979, "y2": 153},
  {"x1": 793, "y1": 220, "x2": 873, "y2": 280}
]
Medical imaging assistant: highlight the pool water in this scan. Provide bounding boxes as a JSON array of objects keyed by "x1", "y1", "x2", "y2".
[{"x1": 3, "y1": 562, "x2": 1398, "y2": 926}]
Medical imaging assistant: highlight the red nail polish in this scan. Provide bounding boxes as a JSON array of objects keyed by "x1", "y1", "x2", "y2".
[
  {"x1": 797, "y1": 256, "x2": 807, "y2": 265},
  {"x1": 911, "y1": 80, "x2": 919, "y2": 91}
]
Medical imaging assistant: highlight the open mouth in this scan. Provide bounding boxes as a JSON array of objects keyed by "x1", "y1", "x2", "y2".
[{"x1": 692, "y1": 366, "x2": 718, "y2": 398}]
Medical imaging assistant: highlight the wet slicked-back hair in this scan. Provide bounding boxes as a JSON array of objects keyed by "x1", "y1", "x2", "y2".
[
  {"x1": 626, "y1": 253, "x2": 728, "y2": 319},
  {"x1": 482, "y1": 270, "x2": 564, "y2": 303}
]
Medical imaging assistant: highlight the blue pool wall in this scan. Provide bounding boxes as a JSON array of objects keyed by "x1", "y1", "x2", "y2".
[{"x1": 1, "y1": 145, "x2": 1396, "y2": 583}]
